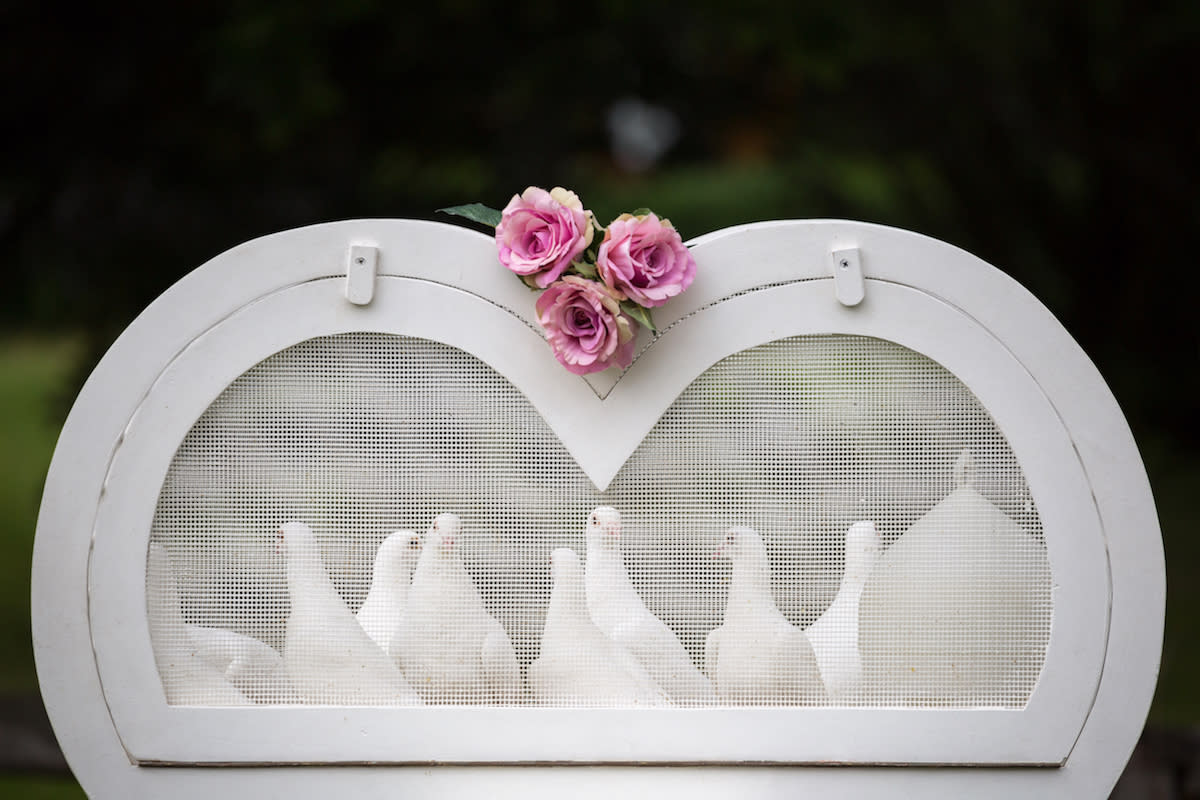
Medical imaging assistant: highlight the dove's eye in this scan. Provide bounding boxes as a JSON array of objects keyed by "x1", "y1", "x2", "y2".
[{"x1": 590, "y1": 513, "x2": 596, "y2": 523}]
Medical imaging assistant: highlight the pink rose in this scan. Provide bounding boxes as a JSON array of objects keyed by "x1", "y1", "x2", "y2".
[
  {"x1": 495, "y1": 186, "x2": 594, "y2": 288},
  {"x1": 535, "y1": 276, "x2": 637, "y2": 375},
  {"x1": 596, "y1": 212, "x2": 696, "y2": 307}
]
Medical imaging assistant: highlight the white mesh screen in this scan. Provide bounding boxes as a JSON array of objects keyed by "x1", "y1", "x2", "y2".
[{"x1": 147, "y1": 332, "x2": 1051, "y2": 708}]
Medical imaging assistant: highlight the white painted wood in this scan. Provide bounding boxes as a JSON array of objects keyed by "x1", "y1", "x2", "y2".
[
  {"x1": 32, "y1": 219, "x2": 1164, "y2": 798},
  {"x1": 87, "y1": 277, "x2": 1105, "y2": 765},
  {"x1": 829, "y1": 246, "x2": 864, "y2": 306},
  {"x1": 344, "y1": 244, "x2": 378, "y2": 305}
]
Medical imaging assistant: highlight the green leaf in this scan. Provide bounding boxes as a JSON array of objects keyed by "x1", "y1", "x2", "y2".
[
  {"x1": 571, "y1": 260, "x2": 599, "y2": 279},
  {"x1": 630, "y1": 207, "x2": 654, "y2": 217},
  {"x1": 437, "y1": 203, "x2": 502, "y2": 228},
  {"x1": 620, "y1": 300, "x2": 657, "y2": 333}
]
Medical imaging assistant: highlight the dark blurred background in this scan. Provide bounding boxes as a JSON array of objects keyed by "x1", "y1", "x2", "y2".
[{"x1": 1, "y1": 1, "x2": 1196, "y2": 796}]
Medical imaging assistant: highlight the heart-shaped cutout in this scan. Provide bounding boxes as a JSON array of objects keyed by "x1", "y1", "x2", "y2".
[{"x1": 153, "y1": 324, "x2": 1043, "y2": 708}]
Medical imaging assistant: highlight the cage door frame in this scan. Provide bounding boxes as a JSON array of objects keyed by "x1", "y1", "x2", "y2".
[{"x1": 90, "y1": 276, "x2": 1103, "y2": 766}]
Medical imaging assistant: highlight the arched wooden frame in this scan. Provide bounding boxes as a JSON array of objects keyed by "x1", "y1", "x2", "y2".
[{"x1": 34, "y1": 220, "x2": 1163, "y2": 797}]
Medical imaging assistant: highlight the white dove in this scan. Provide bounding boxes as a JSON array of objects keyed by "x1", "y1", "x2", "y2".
[
  {"x1": 390, "y1": 513, "x2": 521, "y2": 704},
  {"x1": 146, "y1": 543, "x2": 251, "y2": 706},
  {"x1": 705, "y1": 526, "x2": 828, "y2": 705},
  {"x1": 356, "y1": 529, "x2": 422, "y2": 653},
  {"x1": 529, "y1": 548, "x2": 669, "y2": 707},
  {"x1": 584, "y1": 506, "x2": 717, "y2": 706},
  {"x1": 186, "y1": 623, "x2": 293, "y2": 703},
  {"x1": 804, "y1": 521, "x2": 882, "y2": 703},
  {"x1": 278, "y1": 521, "x2": 421, "y2": 706}
]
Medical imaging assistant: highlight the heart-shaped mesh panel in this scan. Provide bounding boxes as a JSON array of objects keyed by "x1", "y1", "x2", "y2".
[{"x1": 147, "y1": 332, "x2": 1050, "y2": 708}]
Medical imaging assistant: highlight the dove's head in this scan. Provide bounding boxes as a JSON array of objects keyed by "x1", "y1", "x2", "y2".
[
  {"x1": 375, "y1": 529, "x2": 423, "y2": 575},
  {"x1": 714, "y1": 526, "x2": 765, "y2": 561},
  {"x1": 585, "y1": 506, "x2": 622, "y2": 551},
  {"x1": 550, "y1": 547, "x2": 584, "y2": 583},
  {"x1": 277, "y1": 521, "x2": 316, "y2": 559},
  {"x1": 844, "y1": 521, "x2": 882, "y2": 580},
  {"x1": 428, "y1": 513, "x2": 462, "y2": 555}
]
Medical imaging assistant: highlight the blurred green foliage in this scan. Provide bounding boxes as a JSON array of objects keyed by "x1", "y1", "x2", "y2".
[
  {"x1": 0, "y1": 336, "x2": 83, "y2": 795},
  {"x1": 2, "y1": 1, "x2": 1195, "y2": 456},
  {"x1": 0, "y1": 774, "x2": 83, "y2": 800},
  {"x1": 0, "y1": 336, "x2": 81, "y2": 692}
]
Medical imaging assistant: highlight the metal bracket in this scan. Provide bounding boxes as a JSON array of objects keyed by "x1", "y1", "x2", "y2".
[
  {"x1": 345, "y1": 245, "x2": 379, "y2": 305},
  {"x1": 830, "y1": 247, "x2": 865, "y2": 307}
]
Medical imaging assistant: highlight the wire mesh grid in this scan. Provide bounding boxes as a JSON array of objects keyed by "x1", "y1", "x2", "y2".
[{"x1": 147, "y1": 332, "x2": 1051, "y2": 708}]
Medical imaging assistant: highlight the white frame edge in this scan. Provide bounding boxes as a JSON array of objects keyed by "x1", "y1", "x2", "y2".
[
  {"x1": 32, "y1": 219, "x2": 1164, "y2": 798},
  {"x1": 89, "y1": 277, "x2": 1104, "y2": 765}
]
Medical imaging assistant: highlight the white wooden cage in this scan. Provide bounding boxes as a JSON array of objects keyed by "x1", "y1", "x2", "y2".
[{"x1": 32, "y1": 219, "x2": 1164, "y2": 798}]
